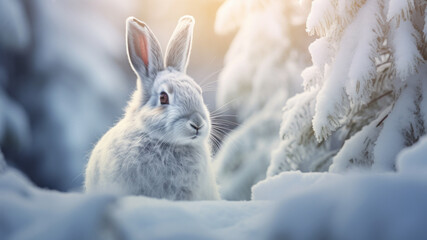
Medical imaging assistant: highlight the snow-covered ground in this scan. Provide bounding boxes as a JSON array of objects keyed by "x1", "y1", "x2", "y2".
[
  {"x1": 0, "y1": 167, "x2": 271, "y2": 240},
  {"x1": 2, "y1": 135, "x2": 427, "y2": 239}
]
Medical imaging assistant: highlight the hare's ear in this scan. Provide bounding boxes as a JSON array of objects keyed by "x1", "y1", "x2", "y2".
[
  {"x1": 164, "y1": 16, "x2": 195, "y2": 73},
  {"x1": 126, "y1": 17, "x2": 163, "y2": 97}
]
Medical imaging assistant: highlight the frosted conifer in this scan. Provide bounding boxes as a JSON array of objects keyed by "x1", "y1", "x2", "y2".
[{"x1": 269, "y1": 0, "x2": 427, "y2": 175}]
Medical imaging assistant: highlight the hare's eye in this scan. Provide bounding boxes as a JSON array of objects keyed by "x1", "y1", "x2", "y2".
[{"x1": 160, "y1": 92, "x2": 169, "y2": 105}]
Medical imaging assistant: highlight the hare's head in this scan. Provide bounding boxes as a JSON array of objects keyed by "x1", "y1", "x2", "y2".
[{"x1": 126, "y1": 16, "x2": 210, "y2": 145}]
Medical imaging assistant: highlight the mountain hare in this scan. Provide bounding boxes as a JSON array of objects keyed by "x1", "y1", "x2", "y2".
[{"x1": 84, "y1": 16, "x2": 219, "y2": 200}]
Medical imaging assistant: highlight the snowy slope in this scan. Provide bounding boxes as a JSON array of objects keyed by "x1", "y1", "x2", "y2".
[
  {"x1": 0, "y1": 168, "x2": 271, "y2": 240},
  {"x1": 2, "y1": 135, "x2": 427, "y2": 240},
  {"x1": 253, "y1": 171, "x2": 427, "y2": 240}
]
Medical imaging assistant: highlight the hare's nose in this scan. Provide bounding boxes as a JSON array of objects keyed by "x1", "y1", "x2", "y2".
[
  {"x1": 189, "y1": 121, "x2": 204, "y2": 131},
  {"x1": 190, "y1": 123, "x2": 201, "y2": 130},
  {"x1": 188, "y1": 113, "x2": 205, "y2": 131}
]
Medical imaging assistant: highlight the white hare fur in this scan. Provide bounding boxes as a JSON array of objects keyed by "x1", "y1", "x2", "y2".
[{"x1": 84, "y1": 16, "x2": 220, "y2": 200}]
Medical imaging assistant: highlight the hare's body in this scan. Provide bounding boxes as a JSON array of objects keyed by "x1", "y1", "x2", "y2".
[
  {"x1": 84, "y1": 16, "x2": 219, "y2": 200},
  {"x1": 85, "y1": 118, "x2": 218, "y2": 200}
]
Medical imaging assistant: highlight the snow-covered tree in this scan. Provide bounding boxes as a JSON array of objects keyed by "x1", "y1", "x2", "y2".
[
  {"x1": 269, "y1": 0, "x2": 427, "y2": 175},
  {"x1": 215, "y1": 0, "x2": 309, "y2": 121},
  {"x1": 0, "y1": 0, "x2": 137, "y2": 190},
  {"x1": 213, "y1": 0, "x2": 311, "y2": 200},
  {"x1": 0, "y1": 0, "x2": 32, "y2": 160}
]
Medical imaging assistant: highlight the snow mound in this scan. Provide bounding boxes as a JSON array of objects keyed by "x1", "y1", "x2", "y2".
[
  {"x1": 252, "y1": 171, "x2": 335, "y2": 201},
  {"x1": 397, "y1": 134, "x2": 427, "y2": 173},
  {"x1": 114, "y1": 197, "x2": 269, "y2": 239},
  {"x1": 0, "y1": 169, "x2": 116, "y2": 240},
  {"x1": 253, "y1": 170, "x2": 427, "y2": 240},
  {"x1": 0, "y1": 167, "x2": 271, "y2": 240}
]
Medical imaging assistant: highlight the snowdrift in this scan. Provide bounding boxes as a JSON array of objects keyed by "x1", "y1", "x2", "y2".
[{"x1": 2, "y1": 136, "x2": 427, "y2": 239}]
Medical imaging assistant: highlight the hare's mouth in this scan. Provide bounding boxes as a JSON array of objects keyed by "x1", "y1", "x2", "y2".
[{"x1": 191, "y1": 135, "x2": 198, "y2": 139}]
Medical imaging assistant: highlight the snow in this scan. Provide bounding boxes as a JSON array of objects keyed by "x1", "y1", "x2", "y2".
[
  {"x1": 252, "y1": 171, "x2": 334, "y2": 201},
  {"x1": 3, "y1": 154, "x2": 427, "y2": 240},
  {"x1": 311, "y1": 0, "x2": 384, "y2": 142},
  {"x1": 308, "y1": 37, "x2": 331, "y2": 73},
  {"x1": 310, "y1": 7, "x2": 357, "y2": 140},
  {"x1": 0, "y1": 166, "x2": 272, "y2": 240},
  {"x1": 387, "y1": 0, "x2": 415, "y2": 22},
  {"x1": 306, "y1": 0, "x2": 336, "y2": 36},
  {"x1": 301, "y1": 65, "x2": 323, "y2": 89},
  {"x1": 346, "y1": 0, "x2": 381, "y2": 104},
  {"x1": 390, "y1": 20, "x2": 423, "y2": 81},
  {"x1": 396, "y1": 134, "x2": 427, "y2": 173},
  {"x1": 253, "y1": 170, "x2": 427, "y2": 240},
  {"x1": 329, "y1": 105, "x2": 395, "y2": 172},
  {"x1": 268, "y1": 87, "x2": 340, "y2": 176},
  {"x1": 0, "y1": 168, "x2": 116, "y2": 240},
  {"x1": 268, "y1": 172, "x2": 427, "y2": 240},
  {"x1": 279, "y1": 88, "x2": 318, "y2": 141},
  {"x1": 372, "y1": 75, "x2": 424, "y2": 171},
  {"x1": 312, "y1": 66, "x2": 348, "y2": 142},
  {"x1": 114, "y1": 197, "x2": 269, "y2": 239}
]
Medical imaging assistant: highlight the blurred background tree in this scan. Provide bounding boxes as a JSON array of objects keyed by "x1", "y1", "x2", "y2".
[{"x1": 213, "y1": 0, "x2": 312, "y2": 200}]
